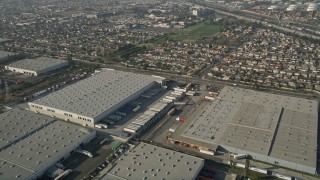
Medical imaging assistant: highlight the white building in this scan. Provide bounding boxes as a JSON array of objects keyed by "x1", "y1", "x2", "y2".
[
  {"x1": 102, "y1": 143, "x2": 204, "y2": 180},
  {"x1": 181, "y1": 86, "x2": 318, "y2": 174},
  {"x1": 0, "y1": 109, "x2": 96, "y2": 179},
  {"x1": 5, "y1": 57, "x2": 68, "y2": 76},
  {"x1": 29, "y1": 69, "x2": 165, "y2": 127},
  {"x1": 192, "y1": 9, "x2": 198, "y2": 16}
]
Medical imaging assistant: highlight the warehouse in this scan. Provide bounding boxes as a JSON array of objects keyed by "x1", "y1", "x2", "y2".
[
  {"x1": 0, "y1": 50, "x2": 15, "y2": 62},
  {"x1": 178, "y1": 87, "x2": 318, "y2": 174},
  {"x1": 0, "y1": 109, "x2": 96, "y2": 179},
  {"x1": 0, "y1": 108, "x2": 55, "y2": 150},
  {"x1": 5, "y1": 57, "x2": 68, "y2": 76},
  {"x1": 29, "y1": 69, "x2": 165, "y2": 127},
  {"x1": 102, "y1": 143, "x2": 204, "y2": 180}
]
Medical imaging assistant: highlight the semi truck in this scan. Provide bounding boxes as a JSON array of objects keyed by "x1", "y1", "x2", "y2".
[
  {"x1": 75, "y1": 148, "x2": 93, "y2": 158},
  {"x1": 200, "y1": 96, "x2": 215, "y2": 101},
  {"x1": 167, "y1": 108, "x2": 176, "y2": 116},
  {"x1": 95, "y1": 124, "x2": 108, "y2": 129},
  {"x1": 176, "y1": 117, "x2": 186, "y2": 122},
  {"x1": 233, "y1": 154, "x2": 248, "y2": 160},
  {"x1": 132, "y1": 105, "x2": 141, "y2": 112}
]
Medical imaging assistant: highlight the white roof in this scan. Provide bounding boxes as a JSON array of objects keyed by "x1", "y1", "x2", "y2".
[
  {"x1": 0, "y1": 108, "x2": 55, "y2": 150},
  {"x1": 6, "y1": 57, "x2": 68, "y2": 72},
  {"x1": 102, "y1": 143, "x2": 204, "y2": 180},
  {"x1": 31, "y1": 69, "x2": 163, "y2": 118},
  {"x1": 182, "y1": 86, "x2": 318, "y2": 168},
  {"x1": 0, "y1": 121, "x2": 95, "y2": 179}
]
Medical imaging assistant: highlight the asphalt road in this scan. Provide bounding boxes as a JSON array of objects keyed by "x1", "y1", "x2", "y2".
[
  {"x1": 192, "y1": 1, "x2": 320, "y2": 40},
  {"x1": 63, "y1": 133, "x2": 113, "y2": 180},
  {"x1": 109, "y1": 64, "x2": 319, "y2": 100}
]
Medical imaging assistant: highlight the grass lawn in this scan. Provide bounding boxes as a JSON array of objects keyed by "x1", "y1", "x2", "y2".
[
  {"x1": 172, "y1": 23, "x2": 221, "y2": 41},
  {"x1": 148, "y1": 23, "x2": 221, "y2": 45}
]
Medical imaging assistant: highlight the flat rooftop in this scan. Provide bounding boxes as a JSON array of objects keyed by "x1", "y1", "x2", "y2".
[
  {"x1": 218, "y1": 102, "x2": 282, "y2": 155},
  {"x1": 0, "y1": 121, "x2": 95, "y2": 178},
  {"x1": 182, "y1": 99, "x2": 241, "y2": 144},
  {"x1": 6, "y1": 57, "x2": 68, "y2": 72},
  {"x1": 269, "y1": 109, "x2": 318, "y2": 167},
  {"x1": 0, "y1": 108, "x2": 55, "y2": 150},
  {"x1": 0, "y1": 159, "x2": 34, "y2": 180},
  {"x1": 102, "y1": 143, "x2": 204, "y2": 180},
  {"x1": 0, "y1": 50, "x2": 15, "y2": 61},
  {"x1": 181, "y1": 87, "x2": 318, "y2": 168},
  {"x1": 31, "y1": 69, "x2": 164, "y2": 118}
]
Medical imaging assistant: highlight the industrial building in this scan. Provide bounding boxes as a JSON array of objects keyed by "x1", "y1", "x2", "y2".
[
  {"x1": 102, "y1": 143, "x2": 204, "y2": 180},
  {"x1": 0, "y1": 108, "x2": 96, "y2": 179},
  {"x1": 5, "y1": 57, "x2": 68, "y2": 76},
  {"x1": 0, "y1": 50, "x2": 15, "y2": 62},
  {"x1": 29, "y1": 69, "x2": 165, "y2": 127},
  {"x1": 174, "y1": 87, "x2": 318, "y2": 174}
]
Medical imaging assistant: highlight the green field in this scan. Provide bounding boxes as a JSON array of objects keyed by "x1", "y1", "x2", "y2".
[{"x1": 149, "y1": 23, "x2": 221, "y2": 45}]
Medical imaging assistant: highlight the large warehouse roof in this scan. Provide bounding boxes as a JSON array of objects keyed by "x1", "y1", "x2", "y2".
[
  {"x1": 0, "y1": 159, "x2": 34, "y2": 180},
  {"x1": 269, "y1": 109, "x2": 318, "y2": 167},
  {"x1": 183, "y1": 99, "x2": 241, "y2": 144},
  {"x1": 0, "y1": 120, "x2": 95, "y2": 179},
  {"x1": 102, "y1": 143, "x2": 204, "y2": 180},
  {"x1": 182, "y1": 87, "x2": 318, "y2": 170},
  {"x1": 6, "y1": 57, "x2": 67, "y2": 72},
  {"x1": 0, "y1": 50, "x2": 15, "y2": 61},
  {"x1": 218, "y1": 102, "x2": 282, "y2": 155},
  {"x1": 31, "y1": 69, "x2": 164, "y2": 118},
  {"x1": 0, "y1": 108, "x2": 55, "y2": 150}
]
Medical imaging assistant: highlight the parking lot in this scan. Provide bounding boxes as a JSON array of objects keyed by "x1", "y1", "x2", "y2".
[{"x1": 63, "y1": 132, "x2": 114, "y2": 180}]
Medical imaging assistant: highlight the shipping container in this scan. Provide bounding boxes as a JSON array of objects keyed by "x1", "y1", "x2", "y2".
[
  {"x1": 174, "y1": 101, "x2": 186, "y2": 105},
  {"x1": 165, "y1": 96, "x2": 176, "y2": 100},
  {"x1": 173, "y1": 87, "x2": 187, "y2": 92},
  {"x1": 162, "y1": 98, "x2": 173, "y2": 102}
]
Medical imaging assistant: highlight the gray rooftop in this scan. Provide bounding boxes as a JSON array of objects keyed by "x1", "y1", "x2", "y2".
[
  {"x1": 182, "y1": 99, "x2": 241, "y2": 144},
  {"x1": 182, "y1": 86, "x2": 318, "y2": 168},
  {"x1": 0, "y1": 50, "x2": 15, "y2": 61},
  {"x1": 6, "y1": 57, "x2": 68, "y2": 72},
  {"x1": 102, "y1": 143, "x2": 204, "y2": 180},
  {"x1": 218, "y1": 102, "x2": 282, "y2": 155},
  {"x1": 0, "y1": 159, "x2": 34, "y2": 180},
  {"x1": 0, "y1": 121, "x2": 95, "y2": 179},
  {"x1": 269, "y1": 109, "x2": 318, "y2": 167},
  {"x1": 0, "y1": 108, "x2": 55, "y2": 150},
  {"x1": 31, "y1": 69, "x2": 163, "y2": 118}
]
